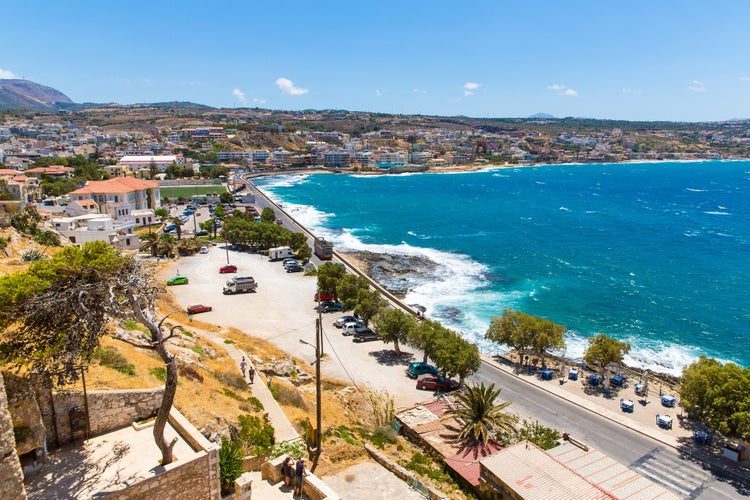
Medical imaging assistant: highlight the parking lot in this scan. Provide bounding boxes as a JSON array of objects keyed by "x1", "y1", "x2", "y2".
[{"x1": 161, "y1": 246, "x2": 432, "y2": 408}]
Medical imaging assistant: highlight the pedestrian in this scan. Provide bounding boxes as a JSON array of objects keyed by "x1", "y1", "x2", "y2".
[
  {"x1": 293, "y1": 457, "x2": 308, "y2": 497},
  {"x1": 240, "y1": 356, "x2": 247, "y2": 379},
  {"x1": 248, "y1": 366, "x2": 255, "y2": 384},
  {"x1": 282, "y1": 456, "x2": 294, "y2": 488}
]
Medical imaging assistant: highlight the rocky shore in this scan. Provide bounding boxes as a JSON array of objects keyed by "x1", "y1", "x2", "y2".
[{"x1": 339, "y1": 250, "x2": 438, "y2": 299}]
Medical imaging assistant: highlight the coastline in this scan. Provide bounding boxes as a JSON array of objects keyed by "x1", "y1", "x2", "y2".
[{"x1": 247, "y1": 159, "x2": 750, "y2": 378}]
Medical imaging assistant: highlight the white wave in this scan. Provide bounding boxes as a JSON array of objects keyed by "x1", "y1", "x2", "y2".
[
  {"x1": 254, "y1": 174, "x2": 311, "y2": 189},
  {"x1": 685, "y1": 188, "x2": 707, "y2": 192},
  {"x1": 704, "y1": 211, "x2": 730, "y2": 216},
  {"x1": 559, "y1": 206, "x2": 570, "y2": 212}
]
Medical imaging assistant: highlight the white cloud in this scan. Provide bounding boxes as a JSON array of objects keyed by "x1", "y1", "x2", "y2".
[
  {"x1": 739, "y1": 76, "x2": 750, "y2": 82},
  {"x1": 548, "y1": 83, "x2": 578, "y2": 96},
  {"x1": 412, "y1": 88, "x2": 427, "y2": 94},
  {"x1": 253, "y1": 97, "x2": 266, "y2": 104},
  {"x1": 375, "y1": 89, "x2": 382, "y2": 97},
  {"x1": 0, "y1": 68, "x2": 18, "y2": 79},
  {"x1": 464, "y1": 82, "x2": 480, "y2": 96},
  {"x1": 622, "y1": 87, "x2": 641, "y2": 95},
  {"x1": 232, "y1": 88, "x2": 248, "y2": 105},
  {"x1": 275, "y1": 77, "x2": 309, "y2": 96},
  {"x1": 688, "y1": 80, "x2": 707, "y2": 92}
]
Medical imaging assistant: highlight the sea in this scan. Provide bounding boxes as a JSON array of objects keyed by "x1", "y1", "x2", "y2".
[{"x1": 252, "y1": 160, "x2": 750, "y2": 375}]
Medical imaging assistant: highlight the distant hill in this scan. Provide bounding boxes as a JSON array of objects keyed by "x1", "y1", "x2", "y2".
[
  {"x1": 529, "y1": 113, "x2": 555, "y2": 119},
  {"x1": 0, "y1": 79, "x2": 73, "y2": 110}
]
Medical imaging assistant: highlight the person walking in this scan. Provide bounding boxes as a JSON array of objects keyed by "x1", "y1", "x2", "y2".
[
  {"x1": 293, "y1": 457, "x2": 308, "y2": 497},
  {"x1": 240, "y1": 356, "x2": 247, "y2": 379},
  {"x1": 248, "y1": 366, "x2": 255, "y2": 384}
]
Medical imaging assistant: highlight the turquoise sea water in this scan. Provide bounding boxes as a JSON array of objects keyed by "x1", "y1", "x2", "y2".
[{"x1": 253, "y1": 161, "x2": 750, "y2": 374}]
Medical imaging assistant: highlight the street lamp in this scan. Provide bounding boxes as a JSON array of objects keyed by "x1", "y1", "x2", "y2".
[{"x1": 299, "y1": 319, "x2": 322, "y2": 472}]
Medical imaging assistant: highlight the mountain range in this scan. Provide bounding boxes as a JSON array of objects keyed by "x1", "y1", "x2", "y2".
[{"x1": 0, "y1": 79, "x2": 73, "y2": 110}]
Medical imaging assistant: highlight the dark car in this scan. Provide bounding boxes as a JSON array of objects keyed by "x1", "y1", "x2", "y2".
[
  {"x1": 352, "y1": 327, "x2": 380, "y2": 343},
  {"x1": 316, "y1": 300, "x2": 343, "y2": 313},
  {"x1": 187, "y1": 304, "x2": 212, "y2": 314},
  {"x1": 416, "y1": 374, "x2": 459, "y2": 392},
  {"x1": 220, "y1": 264, "x2": 238, "y2": 273},
  {"x1": 407, "y1": 362, "x2": 439, "y2": 379},
  {"x1": 286, "y1": 262, "x2": 304, "y2": 273},
  {"x1": 195, "y1": 230, "x2": 209, "y2": 236}
]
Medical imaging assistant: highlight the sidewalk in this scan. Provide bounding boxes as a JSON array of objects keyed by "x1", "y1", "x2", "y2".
[
  {"x1": 200, "y1": 329, "x2": 300, "y2": 443},
  {"x1": 480, "y1": 353, "x2": 750, "y2": 484}
]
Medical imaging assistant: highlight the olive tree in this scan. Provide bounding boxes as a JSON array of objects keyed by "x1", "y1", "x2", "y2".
[
  {"x1": 373, "y1": 308, "x2": 416, "y2": 354},
  {"x1": 583, "y1": 333, "x2": 631, "y2": 378}
]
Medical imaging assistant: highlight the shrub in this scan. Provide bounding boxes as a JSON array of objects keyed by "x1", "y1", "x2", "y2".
[
  {"x1": 215, "y1": 370, "x2": 247, "y2": 391},
  {"x1": 149, "y1": 367, "x2": 167, "y2": 382},
  {"x1": 518, "y1": 420, "x2": 561, "y2": 450},
  {"x1": 191, "y1": 345, "x2": 205, "y2": 356},
  {"x1": 219, "y1": 436, "x2": 244, "y2": 495},
  {"x1": 223, "y1": 388, "x2": 241, "y2": 400},
  {"x1": 370, "y1": 425, "x2": 398, "y2": 448},
  {"x1": 22, "y1": 250, "x2": 44, "y2": 262},
  {"x1": 270, "y1": 440, "x2": 307, "y2": 460},
  {"x1": 238, "y1": 413, "x2": 275, "y2": 455},
  {"x1": 269, "y1": 383, "x2": 307, "y2": 410},
  {"x1": 93, "y1": 347, "x2": 136, "y2": 375},
  {"x1": 33, "y1": 229, "x2": 60, "y2": 246},
  {"x1": 178, "y1": 364, "x2": 204, "y2": 382},
  {"x1": 246, "y1": 396, "x2": 264, "y2": 411},
  {"x1": 0, "y1": 236, "x2": 8, "y2": 250}
]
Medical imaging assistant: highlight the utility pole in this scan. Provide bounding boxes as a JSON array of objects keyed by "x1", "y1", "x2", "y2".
[{"x1": 299, "y1": 319, "x2": 322, "y2": 473}]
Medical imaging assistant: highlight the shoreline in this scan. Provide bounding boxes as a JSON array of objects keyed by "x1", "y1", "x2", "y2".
[{"x1": 246, "y1": 161, "x2": 750, "y2": 379}]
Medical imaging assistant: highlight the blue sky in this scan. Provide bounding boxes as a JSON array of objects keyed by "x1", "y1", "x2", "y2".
[{"x1": 3, "y1": 1, "x2": 749, "y2": 121}]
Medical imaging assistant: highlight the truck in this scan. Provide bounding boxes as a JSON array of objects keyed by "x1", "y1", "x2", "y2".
[
  {"x1": 314, "y1": 237, "x2": 333, "y2": 260},
  {"x1": 268, "y1": 246, "x2": 293, "y2": 261},
  {"x1": 222, "y1": 276, "x2": 257, "y2": 295}
]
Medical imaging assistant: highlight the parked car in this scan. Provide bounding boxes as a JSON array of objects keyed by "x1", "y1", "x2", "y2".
[
  {"x1": 200, "y1": 246, "x2": 209, "y2": 254},
  {"x1": 286, "y1": 262, "x2": 304, "y2": 273},
  {"x1": 341, "y1": 322, "x2": 363, "y2": 336},
  {"x1": 352, "y1": 327, "x2": 380, "y2": 343},
  {"x1": 196, "y1": 230, "x2": 209, "y2": 236},
  {"x1": 407, "y1": 362, "x2": 439, "y2": 379},
  {"x1": 276, "y1": 219, "x2": 283, "y2": 225},
  {"x1": 416, "y1": 374, "x2": 459, "y2": 392},
  {"x1": 166, "y1": 275, "x2": 189, "y2": 286},
  {"x1": 183, "y1": 209, "x2": 194, "y2": 216},
  {"x1": 316, "y1": 300, "x2": 343, "y2": 313},
  {"x1": 334, "y1": 315, "x2": 362, "y2": 328},
  {"x1": 164, "y1": 224, "x2": 177, "y2": 233},
  {"x1": 283, "y1": 258, "x2": 298, "y2": 268},
  {"x1": 187, "y1": 304, "x2": 212, "y2": 314},
  {"x1": 314, "y1": 292, "x2": 335, "y2": 302},
  {"x1": 220, "y1": 264, "x2": 238, "y2": 273}
]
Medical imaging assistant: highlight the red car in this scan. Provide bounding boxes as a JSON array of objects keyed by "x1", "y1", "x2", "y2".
[
  {"x1": 276, "y1": 219, "x2": 283, "y2": 225},
  {"x1": 416, "y1": 374, "x2": 459, "y2": 392},
  {"x1": 314, "y1": 292, "x2": 335, "y2": 302},
  {"x1": 220, "y1": 264, "x2": 238, "y2": 273},
  {"x1": 187, "y1": 304, "x2": 212, "y2": 314}
]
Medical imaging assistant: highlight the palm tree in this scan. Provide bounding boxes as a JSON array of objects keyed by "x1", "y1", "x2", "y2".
[
  {"x1": 447, "y1": 383, "x2": 517, "y2": 445},
  {"x1": 140, "y1": 232, "x2": 160, "y2": 257},
  {"x1": 169, "y1": 217, "x2": 183, "y2": 240}
]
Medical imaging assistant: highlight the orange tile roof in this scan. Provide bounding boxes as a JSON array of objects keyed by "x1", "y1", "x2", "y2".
[{"x1": 69, "y1": 177, "x2": 159, "y2": 196}]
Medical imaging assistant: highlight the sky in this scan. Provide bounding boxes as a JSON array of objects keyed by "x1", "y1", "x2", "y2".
[{"x1": 3, "y1": 1, "x2": 750, "y2": 122}]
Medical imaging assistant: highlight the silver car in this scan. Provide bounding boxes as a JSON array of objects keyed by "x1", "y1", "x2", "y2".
[{"x1": 334, "y1": 315, "x2": 362, "y2": 328}]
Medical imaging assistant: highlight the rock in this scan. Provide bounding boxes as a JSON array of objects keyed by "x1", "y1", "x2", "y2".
[
  {"x1": 268, "y1": 360, "x2": 296, "y2": 377},
  {"x1": 291, "y1": 373, "x2": 314, "y2": 386}
]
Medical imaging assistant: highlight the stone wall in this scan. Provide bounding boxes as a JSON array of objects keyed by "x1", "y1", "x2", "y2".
[
  {"x1": 0, "y1": 372, "x2": 27, "y2": 499},
  {"x1": 46, "y1": 387, "x2": 163, "y2": 444}
]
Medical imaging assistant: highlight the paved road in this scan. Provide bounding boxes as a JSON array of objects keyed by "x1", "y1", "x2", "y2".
[{"x1": 471, "y1": 363, "x2": 746, "y2": 499}]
